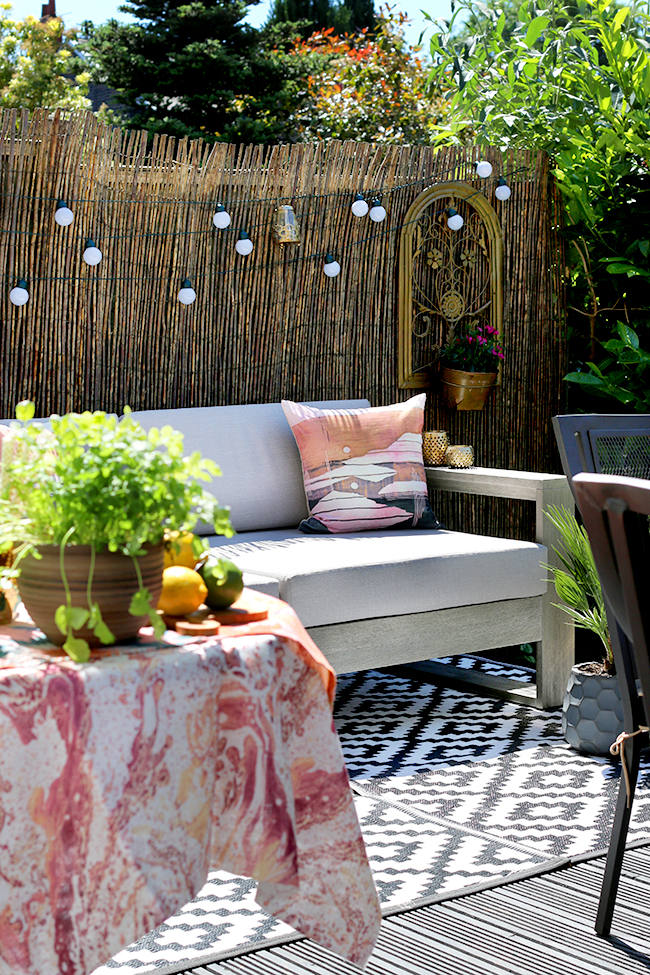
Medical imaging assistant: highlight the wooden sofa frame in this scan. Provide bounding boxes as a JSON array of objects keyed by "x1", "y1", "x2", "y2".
[{"x1": 307, "y1": 465, "x2": 575, "y2": 709}]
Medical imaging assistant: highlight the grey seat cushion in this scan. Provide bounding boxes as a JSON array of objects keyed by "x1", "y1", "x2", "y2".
[
  {"x1": 205, "y1": 528, "x2": 547, "y2": 628},
  {"x1": 129, "y1": 400, "x2": 370, "y2": 534}
]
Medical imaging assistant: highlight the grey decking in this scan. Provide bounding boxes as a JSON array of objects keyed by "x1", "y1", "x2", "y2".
[{"x1": 180, "y1": 839, "x2": 650, "y2": 975}]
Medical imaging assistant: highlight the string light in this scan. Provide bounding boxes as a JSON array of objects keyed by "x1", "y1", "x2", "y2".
[
  {"x1": 369, "y1": 198, "x2": 387, "y2": 223},
  {"x1": 9, "y1": 278, "x2": 29, "y2": 305},
  {"x1": 351, "y1": 193, "x2": 369, "y2": 217},
  {"x1": 495, "y1": 177, "x2": 512, "y2": 201},
  {"x1": 178, "y1": 278, "x2": 196, "y2": 304},
  {"x1": 323, "y1": 253, "x2": 341, "y2": 277},
  {"x1": 447, "y1": 208, "x2": 464, "y2": 231},
  {"x1": 235, "y1": 230, "x2": 254, "y2": 256},
  {"x1": 54, "y1": 200, "x2": 74, "y2": 227},
  {"x1": 83, "y1": 239, "x2": 103, "y2": 265},
  {"x1": 213, "y1": 204, "x2": 231, "y2": 229},
  {"x1": 476, "y1": 161, "x2": 493, "y2": 178}
]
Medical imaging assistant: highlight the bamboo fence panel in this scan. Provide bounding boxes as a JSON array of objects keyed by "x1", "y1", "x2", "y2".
[{"x1": 0, "y1": 110, "x2": 566, "y2": 540}]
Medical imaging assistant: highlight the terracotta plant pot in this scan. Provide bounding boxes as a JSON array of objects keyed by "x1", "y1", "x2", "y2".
[
  {"x1": 440, "y1": 366, "x2": 497, "y2": 411},
  {"x1": 17, "y1": 543, "x2": 165, "y2": 647}
]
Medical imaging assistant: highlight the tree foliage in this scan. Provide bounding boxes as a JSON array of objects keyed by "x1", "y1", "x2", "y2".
[
  {"x1": 81, "y1": 0, "x2": 298, "y2": 143},
  {"x1": 0, "y1": 5, "x2": 90, "y2": 110},
  {"x1": 288, "y1": 8, "x2": 449, "y2": 143},
  {"x1": 426, "y1": 0, "x2": 650, "y2": 409},
  {"x1": 266, "y1": 0, "x2": 375, "y2": 40}
]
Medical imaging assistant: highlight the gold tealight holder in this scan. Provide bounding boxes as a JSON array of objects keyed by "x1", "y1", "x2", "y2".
[
  {"x1": 445, "y1": 444, "x2": 474, "y2": 468},
  {"x1": 422, "y1": 430, "x2": 449, "y2": 466}
]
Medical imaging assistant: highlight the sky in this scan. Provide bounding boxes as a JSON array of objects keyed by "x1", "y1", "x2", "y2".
[{"x1": 4, "y1": 0, "x2": 455, "y2": 48}]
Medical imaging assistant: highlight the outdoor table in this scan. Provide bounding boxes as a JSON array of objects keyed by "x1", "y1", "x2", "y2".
[{"x1": 0, "y1": 592, "x2": 380, "y2": 975}]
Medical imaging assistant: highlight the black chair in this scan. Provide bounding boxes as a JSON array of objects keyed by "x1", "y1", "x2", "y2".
[
  {"x1": 573, "y1": 472, "x2": 650, "y2": 934},
  {"x1": 553, "y1": 414, "x2": 650, "y2": 935}
]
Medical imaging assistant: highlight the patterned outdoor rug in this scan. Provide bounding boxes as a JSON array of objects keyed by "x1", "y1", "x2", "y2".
[{"x1": 92, "y1": 657, "x2": 650, "y2": 975}]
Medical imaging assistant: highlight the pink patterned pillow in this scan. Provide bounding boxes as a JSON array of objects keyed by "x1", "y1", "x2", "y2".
[{"x1": 281, "y1": 395, "x2": 442, "y2": 534}]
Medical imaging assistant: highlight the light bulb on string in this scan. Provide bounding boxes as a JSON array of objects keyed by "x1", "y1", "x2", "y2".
[
  {"x1": 54, "y1": 200, "x2": 74, "y2": 227},
  {"x1": 235, "y1": 230, "x2": 253, "y2": 256},
  {"x1": 9, "y1": 278, "x2": 29, "y2": 306},
  {"x1": 83, "y1": 239, "x2": 102, "y2": 265},
  {"x1": 323, "y1": 253, "x2": 341, "y2": 278},
  {"x1": 447, "y1": 208, "x2": 464, "y2": 231},
  {"x1": 476, "y1": 160, "x2": 493, "y2": 178},
  {"x1": 369, "y1": 198, "x2": 387, "y2": 222},
  {"x1": 495, "y1": 177, "x2": 512, "y2": 201},
  {"x1": 351, "y1": 193, "x2": 369, "y2": 217},
  {"x1": 213, "y1": 203, "x2": 231, "y2": 229},
  {"x1": 178, "y1": 278, "x2": 196, "y2": 304}
]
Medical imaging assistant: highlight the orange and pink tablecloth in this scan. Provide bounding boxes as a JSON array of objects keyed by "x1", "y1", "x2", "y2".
[{"x1": 0, "y1": 592, "x2": 380, "y2": 975}]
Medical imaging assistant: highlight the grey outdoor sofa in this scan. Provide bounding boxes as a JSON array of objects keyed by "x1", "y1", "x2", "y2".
[{"x1": 130, "y1": 400, "x2": 574, "y2": 708}]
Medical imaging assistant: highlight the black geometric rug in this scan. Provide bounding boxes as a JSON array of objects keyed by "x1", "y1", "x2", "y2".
[{"x1": 91, "y1": 658, "x2": 650, "y2": 974}]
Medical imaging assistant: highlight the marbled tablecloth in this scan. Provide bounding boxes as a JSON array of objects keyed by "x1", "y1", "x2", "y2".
[{"x1": 0, "y1": 595, "x2": 380, "y2": 974}]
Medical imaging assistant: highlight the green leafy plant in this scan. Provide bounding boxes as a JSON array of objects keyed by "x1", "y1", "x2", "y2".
[
  {"x1": 0, "y1": 401, "x2": 233, "y2": 662},
  {"x1": 564, "y1": 322, "x2": 650, "y2": 412},
  {"x1": 544, "y1": 504, "x2": 613, "y2": 673},
  {"x1": 442, "y1": 321, "x2": 504, "y2": 372}
]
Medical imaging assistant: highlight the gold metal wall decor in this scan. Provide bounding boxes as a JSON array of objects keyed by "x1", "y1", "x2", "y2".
[
  {"x1": 398, "y1": 181, "x2": 504, "y2": 388},
  {"x1": 272, "y1": 204, "x2": 301, "y2": 244}
]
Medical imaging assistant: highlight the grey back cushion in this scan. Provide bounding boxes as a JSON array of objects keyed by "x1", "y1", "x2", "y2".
[{"x1": 128, "y1": 400, "x2": 371, "y2": 533}]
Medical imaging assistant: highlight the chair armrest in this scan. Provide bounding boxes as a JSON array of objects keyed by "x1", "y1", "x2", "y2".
[{"x1": 425, "y1": 466, "x2": 574, "y2": 545}]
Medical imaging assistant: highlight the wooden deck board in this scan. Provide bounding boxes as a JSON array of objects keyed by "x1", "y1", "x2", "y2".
[{"x1": 179, "y1": 842, "x2": 650, "y2": 975}]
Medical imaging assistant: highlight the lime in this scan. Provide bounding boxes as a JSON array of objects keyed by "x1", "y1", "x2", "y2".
[{"x1": 200, "y1": 558, "x2": 243, "y2": 609}]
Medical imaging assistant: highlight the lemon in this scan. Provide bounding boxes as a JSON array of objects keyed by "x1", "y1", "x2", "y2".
[
  {"x1": 200, "y1": 558, "x2": 244, "y2": 609},
  {"x1": 163, "y1": 530, "x2": 203, "y2": 570},
  {"x1": 158, "y1": 566, "x2": 208, "y2": 616}
]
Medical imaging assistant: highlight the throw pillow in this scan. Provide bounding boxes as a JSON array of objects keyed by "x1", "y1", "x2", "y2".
[{"x1": 281, "y1": 395, "x2": 443, "y2": 534}]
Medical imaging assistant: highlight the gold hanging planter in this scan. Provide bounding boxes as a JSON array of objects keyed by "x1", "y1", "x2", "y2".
[
  {"x1": 272, "y1": 204, "x2": 301, "y2": 245},
  {"x1": 440, "y1": 366, "x2": 497, "y2": 411}
]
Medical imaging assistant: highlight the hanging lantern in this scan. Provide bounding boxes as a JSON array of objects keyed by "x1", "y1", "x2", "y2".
[
  {"x1": 272, "y1": 204, "x2": 300, "y2": 245},
  {"x1": 369, "y1": 198, "x2": 387, "y2": 222},
  {"x1": 323, "y1": 254, "x2": 341, "y2": 277},
  {"x1": 476, "y1": 160, "x2": 493, "y2": 178},
  {"x1": 351, "y1": 193, "x2": 369, "y2": 217},
  {"x1": 235, "y1": 230, "x2": 254, "y2": 256},
  {"x1": 495, "y1": 177, "x2": 512, "y2": 201},
  {"x1": 447, "y1": 207, "x2": 464, "y2": 231},
  {"x1": 83, "y1": 239, "x2": 102, "y2": 265}
]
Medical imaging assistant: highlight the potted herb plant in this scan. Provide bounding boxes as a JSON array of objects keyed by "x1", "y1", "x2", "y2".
[
  {"x1": 440, "y1": 321, "x2": 504, "y2": 410},
  {"x1": 0, "y1": 402, "x2": 233, "y2": 662},
  {"x1": 545, "y1": 504, "x2": 623, "y2": 756}
]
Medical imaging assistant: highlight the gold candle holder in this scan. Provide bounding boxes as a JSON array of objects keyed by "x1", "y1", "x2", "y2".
[
  {"x1": 422, "y1": 430, "x2": 449, "y2": 466},
  {"x1": 445, "y1": 444, "x2": 474, "y2": 468}
]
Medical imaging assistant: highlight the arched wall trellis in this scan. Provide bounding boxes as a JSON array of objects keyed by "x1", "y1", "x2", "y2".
[{"x1": 398, "y1": 181, "x2": 504, "y2": 388}]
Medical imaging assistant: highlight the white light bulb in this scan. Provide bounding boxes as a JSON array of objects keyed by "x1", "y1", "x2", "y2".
[
  {"x1": 178, "y1": 278, "x2": 196, "y2": 304},
  {"x1": 213, "y1": 205, "x2": 231, "y2": 229},
  {"x1": 495, "y1": 180, "x2": 512, "y2": 201},
  {"x1": 9, "y1": 280, "x2": 29, "y2": 306},
  {"x1": 476, "y1": 160, "x2": 493, "y2": 178},
  {"x1": 447, "y1": 209, "x2": 464, "y2": 231},
  {"x1": 54, "y1": 201, "x2": 74, "y2": 227},
  {"x1": 369, "y1": 200, "x2": 387, "y2": 222},
  {"x1": 351, "y1": 194, "x2": 369, "y2": 217},
  {"x1": 83, "y1": 240, "x2": 102, "y2": 265},
  {"x1": 235, "y1": 232, "x2": 253, "y2": 256},
  {"x1": 323, "y1": 255, "x2": 341, "y2": 277}
]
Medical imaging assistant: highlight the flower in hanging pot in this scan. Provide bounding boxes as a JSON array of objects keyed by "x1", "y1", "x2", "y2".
[
  {"x1": 0, "y1": 402, "x2": 234, "y2": 662},
  {"x1": 440, "y1": 321, "x2": 504, "y2": 410}
]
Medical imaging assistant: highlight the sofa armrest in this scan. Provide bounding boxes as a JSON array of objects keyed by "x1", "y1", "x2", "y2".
[{"x1": 425, "y1": 466, "x2": 573, "y2": 545}]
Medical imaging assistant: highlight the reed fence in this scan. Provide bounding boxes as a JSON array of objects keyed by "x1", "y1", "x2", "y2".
[{"x1": 0, "y1": 109, "x2": 566, "y2": 539}]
